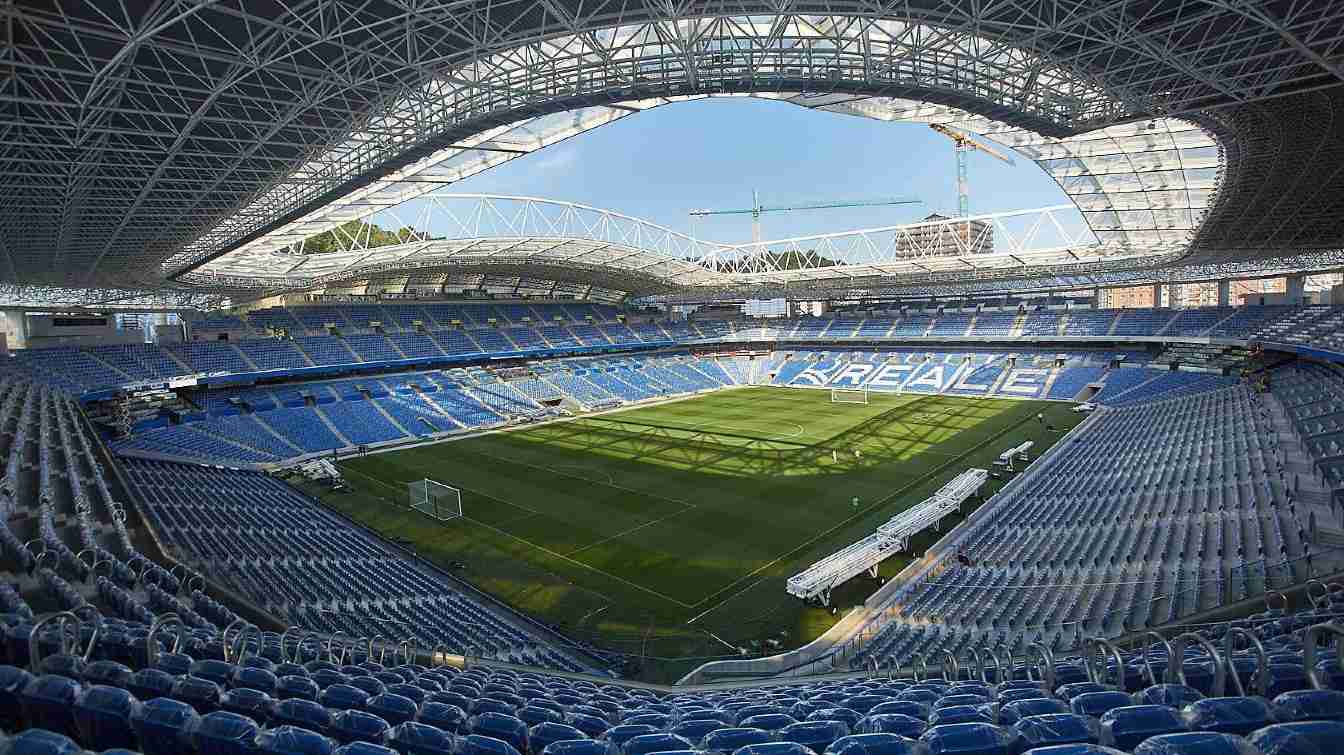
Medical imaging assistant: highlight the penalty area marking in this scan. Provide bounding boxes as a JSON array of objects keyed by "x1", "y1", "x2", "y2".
[{"x1": 339, "y1": 461, "x2": 695, "y2": 609}]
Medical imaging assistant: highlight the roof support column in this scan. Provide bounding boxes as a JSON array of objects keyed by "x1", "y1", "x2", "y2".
[
  {"x1": 1287, "y1": 274, "x2": 1307, "y2": 304},
  {"x1": 1217, "y1": 280, "x2": 1230, "y2": 308},
  {"x1": 1152, "y1": 284, "x2": 1163, "y2": 308}
]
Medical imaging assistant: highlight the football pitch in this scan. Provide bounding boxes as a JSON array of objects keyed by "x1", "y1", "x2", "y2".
[{"x1": 314, "y1": 386, "x2": 1084, "y2": 681}]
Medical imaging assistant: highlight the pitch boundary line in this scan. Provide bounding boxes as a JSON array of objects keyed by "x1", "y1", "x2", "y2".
[
  {"x1": 682, "y1": 404, "x2": 1045, "y2": 623},
  {"x1": 458, "y1": 514, "x2": 696, "y2": 608},
  {"x1": 565, "y1": 502, "x2": 698, "y2": 557},
  {"x1": 456, "y1": 444, "x2": 700, "y2": 511},
  {"x1": 340, "y1": 462, "x2": 695, "y2": 608}
]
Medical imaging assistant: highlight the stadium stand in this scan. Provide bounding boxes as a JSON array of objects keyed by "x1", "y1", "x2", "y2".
[
  {"x1": 849, "y1": 383, "x2": 1343, "y2": 670},
  {"x1": 3, "y1": 302, "x2": 1344, "y2": 724}
]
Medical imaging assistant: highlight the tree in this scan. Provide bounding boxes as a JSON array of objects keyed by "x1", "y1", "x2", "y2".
[{"x1": 302, "y1": 220, "x2": 412, "y2": 254}]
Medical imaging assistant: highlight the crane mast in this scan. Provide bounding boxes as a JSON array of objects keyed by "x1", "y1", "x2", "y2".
[{"x1": 928, "y1": 124, "x2": 1016, "y2": 218}]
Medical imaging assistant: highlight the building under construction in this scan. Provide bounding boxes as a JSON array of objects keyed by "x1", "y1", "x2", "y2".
[{"x1": 893, "y1": 213, "x2": 995, "y2": 258}]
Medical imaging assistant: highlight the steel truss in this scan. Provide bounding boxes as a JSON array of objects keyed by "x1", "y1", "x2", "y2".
[
  {"x1": 2, "y1": 1, "x2": 1343, "y2": 302},
  {"x1": 187, "y1": 194, "x2": 1162, "y2": 294}
]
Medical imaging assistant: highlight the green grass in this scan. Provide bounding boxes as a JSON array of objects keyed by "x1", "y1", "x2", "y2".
[{"x1": 311, "y1": 387, "x2": 1083, "y2": 682}]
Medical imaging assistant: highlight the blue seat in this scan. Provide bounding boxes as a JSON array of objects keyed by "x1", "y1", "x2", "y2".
[
  {"x1": 256, "y1": 725, "x2": 338, "y2": 755},
  {"x1": 335, "y1": 743, "x2": 398, "y2": 755},
  {"x1": 131, "y1": 697, "x2": 200, "y2": 755},
  {"x1": 932, "y1": 706, "x2": 994, "y2": 727},
  {"x1": 1273, "y1": 690, "x2": 1344, "y2": 723},
  {"x1": 233, "y1": 668, "x2": 280, "y2": 695},
  {"x1": 920, "y1": 723, "x2": 1022, "y2": 755},
  {"x1": 421, "y1": 702, "x2": 468, "y2": 734},
  {"x1": 312, "y1": 670, "x2": 351, "y2": 690},
  {"x1": 1056, "y1": 683, "x2": 1111, "y2": 702},
  {"x1": 0, "y1": 665, "x2": 34, "y2": 730},
  {"x1": 995, "y1": 689, "x2": 1048, "y2": 705},
  {"x1": 620, "y1": 714, "x2": 667, "y2": 729},
  {"x1": 332, "y1": 709, "x2": 392, "y2": 745},
  {"x1": 669, "y1": 719, "x2": 721, "y2": 740},
  {"x1": 351, "y1": 678, "x2": 388, "y2": 698},
  {"x1": 127, "y1": 668, "x2": 175, "y2": 702},
  {"x1": 193, "y1": 660, "x2": 238, "y2": 687},
  {"x1": 936, "y1": 695, "x2": 989, "y2": 710},
  {"x1": 539, "y1": 741, "x2": 617, "y2": 755},
  {"x1": 74, "y1": 685, "x2": 141, "y2": 750},
  {"x1": 469, "y1": 712, "x2": 529, "y2": 753},
  {"x1": 854, "y1": 714, "x2": 926, "y2": 738},
  {"x1": 222, "y1": 688, "x2": 275, "y2": 723},
  {"x1": 388, "y1": 685, "x2": 428, "y2": 707},
  {"x1": 811, "y1": 708, "x2": 864, "y2": 728},
  {"x1": 173, "y1": 674, "x2": 224, "y2": 714},
  {"x1": 19, "y1": 674, "x2": 82, "y2": 737},
  {"x1": 1247, "y1": 721, "x2": 1344, "y2": 755},
  {"x1": 1070, "y1": 692, "x2": 1133, "y2": 719},
  {"x1": 778, "y1": 720, "x2": 850, "y2": 751},
  {"x1": 385, "y1": 721, "x2": 454, "y2": 755},
  {"x1": 868, "y1": 701, "x2": 930, "y2": 720},
  {"x1": 733, "y1": 744, "x2": 822, "y2": 755},
  {"x1": 1099, "y1": 705, "x2": 1186, "y2": 750},
  {"x1": 81, "y1": 660, "x2": 133, "y2": 689},
  {"x1": 1133, "y1": 731, "x2": 1261, "y2": 754},
  {"x1": 154, "y1": 652, "x2": 193, "y2": 677},
  {"x1": 454, "y1": 733, "x2": 523, "y2": 755},
  {"x1": 1014, "y1": 713, "x2": 1100, "y2": 748},
  {"x1": 1134, "y1": 685, "x2": 1204, "y2": 709},
  {"x1": 368, "y1": 694, "x2": 419, "y2": 727},
  {"x1": 738, "y1": 714, "x2": 797, "y2": 734},
  {"x1": 278, "y1": 676, "x2": 321, "y2": 702},
  {"x1": 472, "y1": 700, "x2": 515, "y2": 718},
  {"x1": 565, "y1": 713, "x2": 611, "y2": 738},
  {"x1": 187, "y1": 710, "x2": 262, "y2": 755},
  {"x1": 0, "y1": 728, "x2": 85, "y2": 754},
  {"x1": 273, "y1": 698, "x2": 335, "y2": 734},
  {"x1": 520, "y1": 706, "x2": 566, "y2": 727},
  {"x1": 528, "y1": 722, "x2": 586, "y2": 753},
  {"x1": 824, "y1": 732, "x2": 928, "y2": 755},
  {"x1": 1181, "y1": 697, "x2": 1278, "y2": 736},
  {"x1": 599, "y1": 726, "x2": 658, "y2": 749},
  {"x1": 1016, "y1": 741, "x2": 1123, "y2": 746},
  {"x1": 621, "y1": 732, "x2": 692, "y2": 755},
  {"x1": 700, "y1": 728, "x2": 772, "y2": 754},
  {"x1": 1000, "y1": 699, "x2": 1068, "y2": 726}
]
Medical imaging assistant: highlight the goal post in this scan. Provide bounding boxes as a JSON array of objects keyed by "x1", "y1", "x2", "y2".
[
  {"x1": 831, "y1": 387, "x2": 870, "y2": 405},
  {"x1": 407, "y1": 479, "x2": 463, "y2": 522}
]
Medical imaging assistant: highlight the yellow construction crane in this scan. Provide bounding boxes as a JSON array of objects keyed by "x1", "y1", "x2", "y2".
[{"x1": 929, "y1": 124, "x2": 1016, "y2": 217}]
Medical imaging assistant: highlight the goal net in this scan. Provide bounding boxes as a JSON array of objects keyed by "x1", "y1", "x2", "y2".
[
  {"x1": 407, "y1": 479, "x2": 463, "y2": 522},
  {"x1": 831, "y1": 387, "x2": 870, "y2": 404}
]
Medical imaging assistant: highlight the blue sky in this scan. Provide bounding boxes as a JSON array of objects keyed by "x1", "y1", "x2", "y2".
[{"x1": 439, "y1": 98, "x2": 1075, "y2": 244}]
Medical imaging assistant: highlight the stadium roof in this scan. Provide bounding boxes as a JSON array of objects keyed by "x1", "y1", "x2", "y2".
[{"x1": 4, "y1": 1, "x2": 1343, "y2": 306}]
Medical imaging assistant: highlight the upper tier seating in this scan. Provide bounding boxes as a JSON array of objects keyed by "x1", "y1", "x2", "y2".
[{"x1": 9, "y1": 305, "x2": 1344, "y2": 406}]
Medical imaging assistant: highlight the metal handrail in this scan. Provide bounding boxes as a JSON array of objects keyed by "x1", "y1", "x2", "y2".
[
  {"x1": 941, "y1": 650, "x2": 959, "y2": 682},
  {"x1": 1141, "y1": 631, "x2": 1174, "y2": 686},
  {"x1": 221, "y1": 618, "x2": 248, "y2": 663},
  {"x1": 1306, "y1": 580, "x2": 1328, "y2": 610},
  {"x1": 1029, "y1": 642, "x2": 1055, "y2": 690},
  {"x1": 145, "y1": 613, "x2": 182, "y2": 669},
  {"x1": 1304, "y1": 622, "x2": 1344, "y2": 690},
  {"x1": 28, "y1": 611, "x2": 79, "y2": 672},
  {"x1": 1223, "y1": 626, "x2": 1268, "y2": 697},
  {"x1": 1085, "y1": 636, "x2": 1125, "y2": 688},
  {"x1": 1171, "y1": 631, "x2": 1227, "y2": 697}
]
